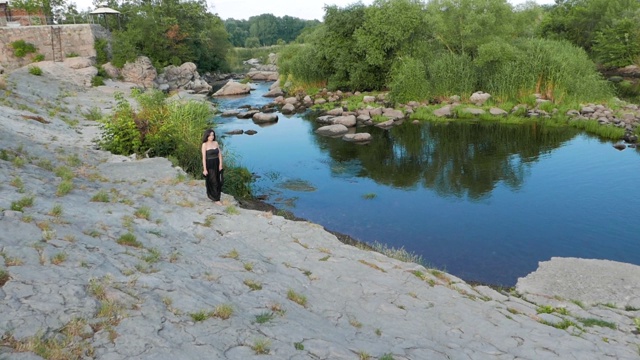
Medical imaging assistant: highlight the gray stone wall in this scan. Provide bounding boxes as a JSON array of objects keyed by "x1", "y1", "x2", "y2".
[{"x1": 0, "y1": 24, "x2": 109, "y2": 71}]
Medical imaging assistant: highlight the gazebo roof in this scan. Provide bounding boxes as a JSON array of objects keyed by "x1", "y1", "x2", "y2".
[{"x1": 90, "y1": 7, "x2": 120, "y2": 14}]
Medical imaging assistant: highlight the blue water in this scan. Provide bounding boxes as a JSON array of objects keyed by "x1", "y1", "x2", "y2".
[{"x1": 212, "y1": 82, "x2": 640, "y2": 286}]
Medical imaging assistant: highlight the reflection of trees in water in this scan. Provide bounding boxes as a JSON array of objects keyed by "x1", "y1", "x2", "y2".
[{"x1": 314, "y1": 121, "x2": 578, "y2": 200}]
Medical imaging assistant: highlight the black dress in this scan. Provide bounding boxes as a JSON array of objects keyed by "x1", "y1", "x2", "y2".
[{"x1": 205, "y1": 148, "x2": 223, "y2": 201}]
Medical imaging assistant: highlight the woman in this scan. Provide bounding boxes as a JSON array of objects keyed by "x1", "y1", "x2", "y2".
[{"x1": 201, "y1": 129, "x2": 223, "y2": 205}]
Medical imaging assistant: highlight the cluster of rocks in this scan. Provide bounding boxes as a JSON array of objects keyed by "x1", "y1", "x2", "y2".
[
  {"x1": 218, "y1": 104, "x2": 280, "y2": 136},
  {"x1": 101, "y1": 56, "x2": 212, "y2": 94},
  {"x1": 264, "y1": 86, "x2": 640, "y2": 147}
]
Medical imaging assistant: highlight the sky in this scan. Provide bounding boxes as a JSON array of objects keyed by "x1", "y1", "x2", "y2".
[{"x1": 74, "y1": 0, "x2": 556, "y2": 20}]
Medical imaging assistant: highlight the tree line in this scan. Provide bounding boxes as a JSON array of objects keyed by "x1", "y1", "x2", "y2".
[
  {"x1": 278, "y1": 0, "x2": 640, "y2": 103},
  {"x1": 224, "y1": 14, "x2": 320, "y2": 48}
]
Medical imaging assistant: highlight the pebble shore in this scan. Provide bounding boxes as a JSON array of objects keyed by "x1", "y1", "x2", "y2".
[{"x1": 1, "y1": 62, "x2": 640, "y2": 359}]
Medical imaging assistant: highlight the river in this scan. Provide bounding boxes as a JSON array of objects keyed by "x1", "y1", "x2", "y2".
[{"x1": 211, "y1": 81, "x2": 640, "y2": 287}]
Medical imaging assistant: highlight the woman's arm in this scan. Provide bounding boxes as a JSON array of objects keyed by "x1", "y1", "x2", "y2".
[
  {"x1": 201, "y1": 143, "x2": 208, "y2": 175},
  {"x1": 218, "y1": 143, "x2": 223, "y2": 170}
]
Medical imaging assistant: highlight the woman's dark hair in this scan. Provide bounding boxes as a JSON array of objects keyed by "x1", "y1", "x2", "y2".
[{"x1": 202, "y1": 129, "x2": 216, "y2": 143}]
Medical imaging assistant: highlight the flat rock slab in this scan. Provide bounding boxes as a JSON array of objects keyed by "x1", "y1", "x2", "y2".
[
  {"x1": 98, "y1": 157, "x2": 184, "y2": 182},
  {"x1": 516, "y1": 257, "x2": 640, "y2": 307}
]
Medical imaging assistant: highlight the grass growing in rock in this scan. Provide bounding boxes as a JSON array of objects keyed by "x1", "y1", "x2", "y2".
[
  {"x1": 51, "y1": 252, "x2": 67, "y2": 265},
  {"x1": 116, "y1": 233, "x2": 142, "y2": 248},
  {"x1": 133, "y1": 206, "x2": 151, "y2": 220},
  {"x1": 56, "y1": 180, "x2": 74, "y2": 196},
  {"x1": 537, "y1": 305, "x2": 569, "y2": 316},
  {"x1": 224, "y1": 205, "x2": 240, "y2": 215},
  {"x1": 287, "y1": 289, "x2": 307, "y2": 307},
  {"x1": 254, "y1": 311, "x2": 275, "y2": 324},
  {"x1": 48, "y1": 203, "x2": 63, "y2": 218},
  {"x1": 212, "y1": 304, "x2": 234, "y2": 320},
  {"x1": 251, "y1": 338, "x2": 271, "y2": 355},
  {"x1": 370, "y1": 241, "x2": 424, "y2": 265},
  {"x1": 189, "y1": 311, "x2": 210, "y2": 322},
  {"x1": 1, "y1": 330, "x2": 93, "y2": 360},
  {"x1": 578, "y1": 318, "x2": 617, "y2": 329},
  {"x1": 0, "y1": 269, "x2": 10, "y2": 286},
  {"x1": 83, "y1": 107, "x2": 103, "y2": 121},
  {"x1": 10, "y1": 196, "x2": 34, "y2": 211},
  {"x1": 222, "y1": 249, "x2": 239, "y2": 259},
  {"x1": 90, "y1": 190, "x2": 110, "y2": 203},
  {"x1": 143, "y1": 248, "x2": 161, "y2": 264},
  {"x1": 243, "y1": 279, "x2": 263, "y2": 291},
  {"x1": 10, "y1": 176, "x2": 24, "y2": 192}
]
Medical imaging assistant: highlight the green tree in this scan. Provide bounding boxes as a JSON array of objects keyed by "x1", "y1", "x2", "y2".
[
  {"x1": 539, "y1": 0, "x2": 640, "y2": 52},
  {"x1": 425, "y1": 0, "x2": 515, "y2": 56},
  {"x1": 354, "y1": 0, "x2": 429, "y2": 88},
  {"x1": 249, "y1": 14, "x2": 279, "y2": 46},
  {"x1": 108, "y1": 0, "x2": 231, "y2": 72},
  {"x1": 244, "y1": 37, "x2": 261, "y2": 48},
  {"x1": 592, "y1": 18, "x2": 640, "y2": 68}
]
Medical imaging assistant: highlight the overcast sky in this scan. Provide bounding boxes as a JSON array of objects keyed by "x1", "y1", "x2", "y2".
[{"x1": 76, "y1": 0, "x2": 555, "y2": 20}]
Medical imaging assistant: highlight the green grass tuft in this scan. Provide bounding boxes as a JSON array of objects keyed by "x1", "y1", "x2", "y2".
[{"x1": 116, "y1": 233, "x2": 142, "y2": 248}]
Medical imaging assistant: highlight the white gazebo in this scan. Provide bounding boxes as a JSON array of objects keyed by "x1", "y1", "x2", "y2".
[{"x1": 89, "y1": 6, "x2": 120, "y2": 30}]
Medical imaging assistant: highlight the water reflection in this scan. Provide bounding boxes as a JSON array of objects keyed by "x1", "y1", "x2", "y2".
[{"x1": 314, "y1": 121, "x2": 578, "y2": 200}]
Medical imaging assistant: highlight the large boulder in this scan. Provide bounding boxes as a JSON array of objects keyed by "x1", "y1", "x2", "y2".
[
  {"x1": 252, "y1": 112, "x2": 278, "y2": 124},
  {"x1": 263, "y1": 87, "x2": 283, "y2": 98},
  {"x1": 332, "y1": 115, "x2": 357, "y2": 127},
  {"x1": 101, "y1": 62, "x2": 119, "y2": 79},
  {"x1": 433, "y1": 105, "x2": 452, "y2": 117},
  {"x1": 342, "y1": 133, "x2": 372, "y2": 143},
  {"x1": 382, "y1": 108, "x2": 404, "y2": 121},
  {"x1": 156, "y1": 62, "x2": 211, "y2": 94},
  {"x1": 121, "y1": 56, "x2": 157, "y2": 88},
  {"x1": 212, "y1": 81, "x2": 251, "y2": 96},
  {"x1": 469, "y1": 91, "x2": 491, "y2": 106},
  {"x1": 64, "y1": 57, "x2": 92, "y2": 69},
  {"x1": 247, "y1": 70, "x2": 279, "y2": 81},
  {"x1": 281, "y1": 103, "x2": 296, "y2": 114},
  {"x1": 315, "y1": 124, "x2": 349, "y2": 137}
]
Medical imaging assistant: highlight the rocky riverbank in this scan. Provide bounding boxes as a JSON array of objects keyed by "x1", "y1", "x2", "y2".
[{"x1": 1, "y1": 62, "x2": 640, "y2": 359}]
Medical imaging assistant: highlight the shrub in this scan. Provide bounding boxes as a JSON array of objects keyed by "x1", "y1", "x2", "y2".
[
  {"x1": 28, "y1": 66, "x2": 42, "y2": 76},
  {"x1": 221, "y1": 164, "x2": 253, "y2": 199},
  {"x1": 33, "y1": 54, "x2": 45, "y2": 62},
  {"x1": 592, "y1": 18, "x2": 640, "y2": 68},
  {"x1": 111, "y1": 32, "x2": 137, "y2": 68},
  {"x1": 99, "y1": 92, "x2": 141, "y2": 154},
  {"x1": 10, "y1": 40, "x2": 36, "y2": 58},
  {"x1": 91, "y1": 76, "x2": 105, "y2": 87},
  {"x1": 94, "y1": 38, "x2": 109, "y2": 65}
]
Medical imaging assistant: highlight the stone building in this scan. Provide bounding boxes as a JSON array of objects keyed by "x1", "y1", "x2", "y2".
[{"x1": 0, "y1": 0, "x2": 47, "y2": 27}]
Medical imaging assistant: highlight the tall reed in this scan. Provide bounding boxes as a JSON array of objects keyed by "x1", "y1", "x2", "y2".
[
  {"x1": 425, "y1": 52, "x2": 476, "y2": 98},
  {"x1": 476, "y1": 39, "x2": 613, "y2": 103}
]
